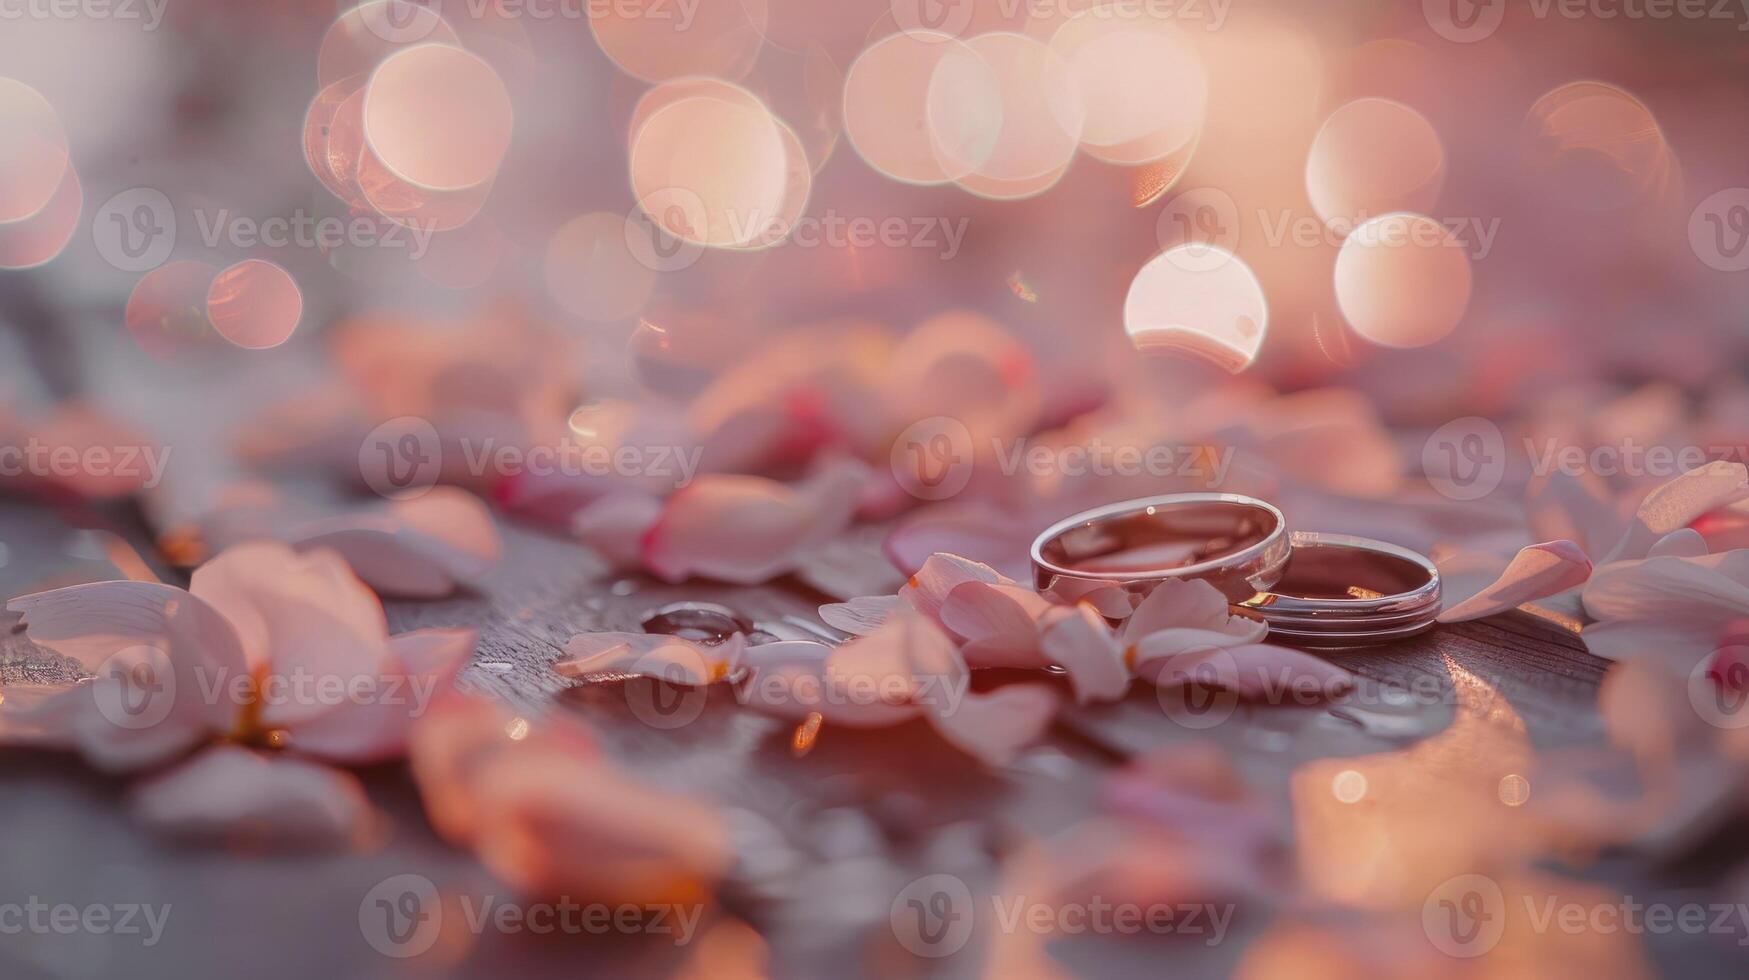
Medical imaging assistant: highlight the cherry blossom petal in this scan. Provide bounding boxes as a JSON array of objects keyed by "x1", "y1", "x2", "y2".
[
  {"x1": 0, "y1": 684, "x2": 69, "y2": 745},
  {"x1": 129, "y1": 745, "x2": 375, "y2": 849},
  {"x1": 1647, "y1": 527, "x2": 1707, "y2": 559},
  {"x1": 901, "y1": 552, "x2": 1006, "y2": 620},
  {"x1": 1528, "y1": 470, "x2": 1621, "y2": 559},
  {"x1": 1601, "y1": 461, "x2": 1749, "y2": 564},
  {"x1": 885, "y1": 503, "x2": 1033, "y2": 581},
  {"x1": 7, "y1": 581, "x2": 249, "y2": 771},
  {"x1": 571, "y1": 489, "x2": 664, "y2": 568},
  {"x1": 1581, "y1": 552, "x2": 1749, "y2": 664},
  {"x1": 817, "y1": 594, "x2": 902, "y2": 635},
  {"x1": 470, "y1": 752, "x2": 733, "y2": 904},
  {"x1": 287, "y1": 488, "x2": 500, "y2": 598},
  {"x1": 1129, "y1": 627, "x2": 1270, "y2": 684},
  {"x1": 188, "y1": 542, "x2": 393, "y2": 728},
  {"x1": 7, "y1": 580, "x2": 246, "y2": 675},
  {"x1": 827, "y1": 608, "x2": 967, "y2": 699},
  {"x1": 287, "y1": 628, "x2": 477, "y2": 764},
  {"x1": 925, "y1": 684, "x2": 1058, "y2": 767},
  {"x1": 1120, "y1": 577, "x2": 1242, "y2": 645},
  {"x1": 409, "y1": 689, "x2": 600, "y2": 843},
  {"x1": 5, "y1": 675, "x2": 210, "y2": 774},
  {"x1": 1581, "y1": 618, "x2": 1736, "y2": 666},
  {"x1": 642, "y1": 458, "x2": 868, "y2": 584},
  {"x1": 738, "y1": 639, "x2": 922, "y2": 727},
  {"x1": 1039, "y1": 604, "x2": 1130, "y2": 704},
  {"x1": 938, "y1": 581, "x2": 1054, "y2": 669},
  {"x1": 1438, "y1": 540, "x2": 1593, "y2": 623},
  {"x1": 27, "y1": 403, "x2": 159, "y2": 499},
  {"x1": 555, "y1": 632, "x2": 744, "y2": 685},
  {"x1": 1145, "y1": 644, "x2": 1353, "y2": 701},
  {"x1": 1583, "y1": 551, "x2": 1749, "y2": 624},
  {"x1": 410, "y1": 693, "x2": 729, "y2": 904}
]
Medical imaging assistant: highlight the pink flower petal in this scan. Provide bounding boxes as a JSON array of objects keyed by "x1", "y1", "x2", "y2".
[
  {"x1": 1039, "y1": 604, "x2": 1130, "y2": 704},
  {"x1": 555, "y1": 632, "x2": 745, "y2": 685},
  {"x1": 826, "y1": 609, "x2": 967, "y2": 701},
  {"x1": 642, "y1": 458, "x2": 868, "y2": 584},
  {"x1": 738, "y1": 638, "x2": 923, "y2": 727},
  {"x1": 411, "y1": 694, "x2": 730, "y2": 904},
  {"x1": 410, "y1": 689, "x2": 600, "y2": 843},
  {"x1": 817, "y1": 594, "x2": 903, "y2": 635},
  {"x1": 287, "y1": 628, "x2": 477, "y2": 764},
  {"x1": 1583, "y1": 551, "x2": 1749, "y2": 624},
  {"x1": 471, "y1": 755, "x2": 733, "y2": 905},
  {"x1": 1527, "y1": 470, "x2": 1621, "y2": 560},
  {"x1": 288, "y1": 487, "x2": 501, "y2": 598},
  {"x1": 901, "y1": 552, "x2": 1005, "y2": 620},
  {"x1": 1438, "y1": 540, "x2": 1593, "y2": 623},
  {"x1": 1601, "y1": 461, "x2": 1749, "y2": 564},
  {"x1": 1647, "y1": 527, "x2": 1708, "y2": 559},
  {"x1": 885, "y1": 503, "x2": 1033, "y2": 582},
  {"x1": 25, "y1": 403, "x2": 159, "y2": 500},
  {"x1": 1129, "y1": 627, "x2": 1270, "y2": 683},
  {"x1": 7, "y1": 580, "x2": 250, "y2": 771},
  {"x1": 188, "y1": 542, "x2": 393, "y2": 728},
  {"x1": 7, "y1": 580, "x2": 247, "y2": 675},
  {"x1": 938, "y1": 581, "x2": 1053, "y2": 669},
  {"x1": 129, "y1": 745, "x2": 374, "y2": 848},
  {"x1": 1120, "y1": 578, "x2": 1240, "y2": 645},
  {"x1": 0, "y1": 683, "x2": 72, "y2": 746},
  {"x1": 570, "y1": 489, "x2": 664, "y2": 569},
  {"x1": 1146, "y1": 644, "x2": 1353, "y2": 701},
  {"x1": 925, "y1": 684, "x2": 1058, "y2": 767}
]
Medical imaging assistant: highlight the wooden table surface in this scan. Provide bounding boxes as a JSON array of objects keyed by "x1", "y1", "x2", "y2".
[{"x1": 4, "y1": 487, "x2": 1746, "y2": 980}]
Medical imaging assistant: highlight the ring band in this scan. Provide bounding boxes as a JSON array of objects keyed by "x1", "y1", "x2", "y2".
[
  {"x1": 1031, "y1": 493, "x2": 1291, "y2": 607},
  {"x1": 1236, "y1": 532, "x2": 1442, "y2": 646}
]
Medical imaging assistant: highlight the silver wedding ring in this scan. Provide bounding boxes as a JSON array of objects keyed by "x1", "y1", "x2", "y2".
[
  {"x1": 1032, "y1": 493, "x2": 1291, "y2": 606},
  {"x1": 1032, "y1": 497, "x2": 1442, "y2": 647},
  {"x1": 1236, "y1": 532, "x2": 1442, "y2": 646}
]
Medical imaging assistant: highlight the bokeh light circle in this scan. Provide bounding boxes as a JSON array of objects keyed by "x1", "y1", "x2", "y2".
[
  {"x1": 364, "y1": 44, "x2": 514, "y2": 192},
  {"x1": 1334, "y1": 212, "x2": 1472, "y2": 349},
  {"x1": 0, "y1": 163, "x2": 81, "y2": 270},
  {"x1": 1124, "y1": 244, "x2": 1268, "y2": 372},
  {"x1": 590, "y1": 0, "x2": 771, "y2": 83},
  {"x1": 318, "y1": 0, "x2": 459, "y2": 87},
  {"x1": 206, "y1": 259, "x2": 304, "y2": 350},
  {"x1": 844, "y1": 30, "x2": 995, "y2": 185},
  {"x1": 629, "y1": 93, "x2": 789, "y2": 248},
  {"x1": 0, "y1": 77, "x2": 71, "y2": 224},
  {"x1": 1306, "y1": 98, "x2": 1445, "y2": 233},
  {"x1": 1047, "y1": 6, "x2": 1206, "y2": 165},
  {"x1": 931, "y1": 32, "x2": 1084, "y2": 198},
  {"x1": 1522, "y1": 81, "x2": 1671, "y2": 212}
]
